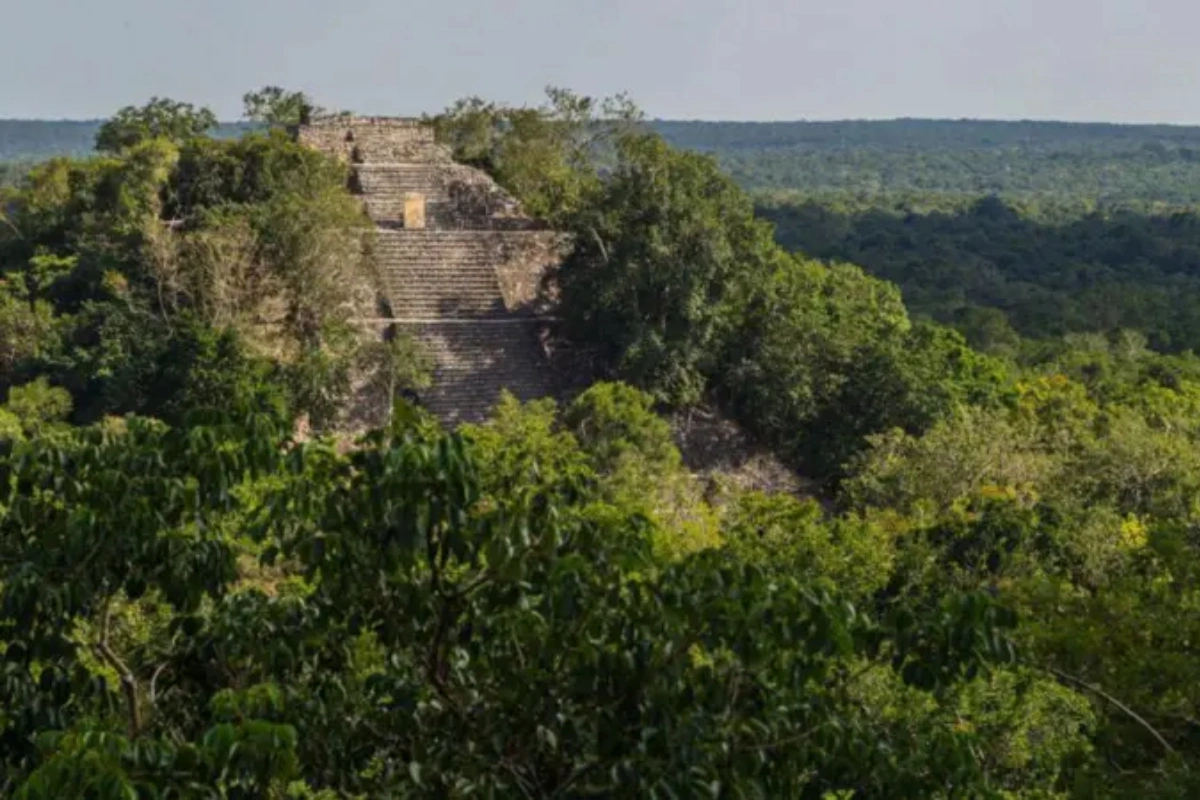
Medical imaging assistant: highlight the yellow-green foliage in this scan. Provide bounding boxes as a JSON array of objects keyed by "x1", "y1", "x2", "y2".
[
  {"x1": 4, "y1": 378, "x2": 72, "y2": 437},
  {"x1": 0, "y1": 408, "x2": 23, "y2": 441},
  {"x1": 464, "y1": 386, "x2": 722, "y2": 560},
  {"x1": 564, "y1": 383, "x2": 721, "y2": 557},
  {"x1": 461, "y1": 392, "x2": 591, "y2": 501},
  {"x1": 847, "y1": 405, "x2": 1059, "y2": 513},
  {"x1": 722, "y1": 491, "x2": 896, "y2": 599}
]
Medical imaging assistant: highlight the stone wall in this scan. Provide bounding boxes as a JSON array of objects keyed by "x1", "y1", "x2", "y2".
[
  {"x1": 493, "y1": 232, "x2": 570, "y2": 312},
  {"x1": 295, "y1": 118, "x2": 444, "y2": 164},
  {"x1": 669, "y1": 409, "x2": 809, "y2": 499}
]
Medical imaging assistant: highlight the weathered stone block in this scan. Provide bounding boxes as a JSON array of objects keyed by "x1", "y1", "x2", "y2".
[{"x1": 403, "y1": 193, "x2": 426, "y2": 229}]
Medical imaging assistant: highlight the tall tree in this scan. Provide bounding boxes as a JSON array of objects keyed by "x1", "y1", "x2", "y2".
[
  {"x1": 432, "y1": 87, "x2": 641, "y2": 224},
  {"x1": 557, "y1": 133, "x2": 781, "y2": 405},
  {"x1": 242, "y1": 85, "x2": 326, "y2": 127},
  {"x1": 94, "y1": 98, "x2": 217, "y2": 153}
]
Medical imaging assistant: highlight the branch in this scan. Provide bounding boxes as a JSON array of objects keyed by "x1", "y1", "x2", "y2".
[
  {"x1": 425, "y1": 547, "x2": 466, "y2": 719},
  {"x1": 500, "y1": 756, "x2": 537, "y2": 800},
  {"x1": 149, "y1": 662, "x2": 170, "y2": 705},
  {"x1": 94, "y1": 601, "x2": 142, "y2": 738},
  {"x1": 588, "y1": 227, "x2": 609, "y2": 264},
  {"x1": 65, "y1": 537, "x2": 109, "y2": 585},
  {"x1": 0, "y1": 210, "x2": 21, "y2": 241},
  {"x1": 1047, "y1": 666, "x2": 1176, "y2": 755},
  {"x1": 551, "y1": 761, "x2": 600, "y2": 798},
  {"x1": 451, "y1": 569, "x2": 494, "y2": 601},
  {"x1": 426, "y1": 598, "x2": 454, "y2": 697},
  {"x1": 732, "y1": 726, "x2": 823, "y2": 754}
]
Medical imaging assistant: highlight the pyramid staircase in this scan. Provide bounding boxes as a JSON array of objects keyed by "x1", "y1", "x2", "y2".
[{"x1": 297, "y1": 118, "x2": 567, "y2": 424}]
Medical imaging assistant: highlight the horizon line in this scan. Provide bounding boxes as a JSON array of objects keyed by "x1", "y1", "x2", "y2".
[{"x1": 3, "y1": 115, "x2": 1200, "y2": 128}]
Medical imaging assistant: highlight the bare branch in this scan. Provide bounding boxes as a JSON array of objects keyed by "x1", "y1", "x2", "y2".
[
  {"x1": 1047, "y1": 666, "x2": 1176, "y2": 755},
  {"x1": 94, "y1": 601, "x2": 143, "y2": 738},
  {"x1": 149, "y1": 662, "x2": 170, "y2": 705}
]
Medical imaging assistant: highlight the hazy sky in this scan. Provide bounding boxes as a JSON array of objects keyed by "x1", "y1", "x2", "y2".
[{"x1": 2, "y1": 0, "x2": 1197, "y2": 122}]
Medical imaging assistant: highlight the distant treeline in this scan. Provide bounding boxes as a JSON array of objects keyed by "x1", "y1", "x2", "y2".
[
  {"x1": 650, "y1": 119, "x2": 1200, "y2": 202},
  {"x1": 0, "y1": 120, "x2": 252, "y2": 162},
  {"x1": 719, "y1": 146, "x2": 1200, "y2": 202},
  {"x1": 0, "y1": 120, "x2": 104, "y2": 161},
  {"x1": 760, "y1": 193, "x2": 1200, "y2": 353},
  {"x1": 653, "y1": 118, "x2": 1200, "y2": 150},
  {"x1": 9, "y1": 117, "x2": 1200, "y2": 201}
]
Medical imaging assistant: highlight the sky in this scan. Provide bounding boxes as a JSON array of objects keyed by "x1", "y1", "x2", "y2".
[{"x1": 2, "y1": 0, "x2": 1198, "y2": 123}]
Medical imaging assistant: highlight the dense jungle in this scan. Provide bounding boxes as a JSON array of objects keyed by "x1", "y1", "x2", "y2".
[{"x1": 2, "y1": 89, "x2": 1200, "y2": 797}]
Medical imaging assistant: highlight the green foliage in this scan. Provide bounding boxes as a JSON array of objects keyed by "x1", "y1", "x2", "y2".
[
  {"x1": 654, "y1": 119, "x2": 1200, "y2": 203},
  {"x1": 0, "y1": 413, "x2": 283, "y2": 788},
  {"x1": 563, "y1": 381, "x2": 680, "y2": 478},
  {"x1": 356, "y1": 330, "x2": 434, "y2": 418},
  {"x1": 554, "y1": 126, "x2": 1019, "y2": 487},
  {"x1": 169, "y1": 127, "x2": 353, "y2": 212},
  {"x1": 839, "y1": 352, "x2": 1200, "y2": 792},
  {"x1": 0, "y1": 411, "x2": 1023, "y2": 796},
  {"x1": 0, "y1": 111, "x2": 374, "y2": 430},
  {"x1": 795, "y1": 322, "x2": 1015, "y2": 482},
  {"x1": 242, "y1": 86, "x2": 325, "y2": 127},
  {"x1": 559, "y1": 133, "x2": 781, "y2": 406},
  {"x1": 0, "y1": 289, "x2": 56, "y2": 379},
  {"x1": 461, "y1": 391, "x2": 591, "y2": 501},
  {"x1": 9, "y1": 89, "x2": 1200, "y2": 797},
  {"x1": 149, "y1": 322, "x2": 291, "y2": 427},
  {"x1": 3, "y1": 378, "x2": 72, "y2": 436},
  {"x1": 94, "y1": 97, "x2": 218, "y2": 154},
  {"x1": 0, "y1": 161, "x2": 32, "y2": 188},
  {"x1": 0, "y1": 407, "x2": 24, "y2": 441},
  {"x1": 21, "y1": 117, "x2": 1200, "y2": 203},
  {"x1": 284, "y1": 343, "x2": 354, "y2": 432},
  {"x1": 761, "y1": 195, "x2": 1200, "y2": 354},
  {"x1": 433, "y1": 87, "x2": 641, "y2": 224},
  {"x1": 846, "y1": 405, "x2": 1056, "y2": 513},
  {"x1": 722, "y1": 491, "x2": 895, "y2": 600},
  {"x1": 560, "y1": 384, "x2": 726, "y2": 556}
]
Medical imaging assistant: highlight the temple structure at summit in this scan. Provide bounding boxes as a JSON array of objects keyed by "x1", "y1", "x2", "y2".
[{"x1": 295, "y1": 117, "x2": 569, "y2": 424}]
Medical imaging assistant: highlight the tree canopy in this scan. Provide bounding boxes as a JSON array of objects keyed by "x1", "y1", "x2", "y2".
[
  {"x1": 242, "y1": 86, "x2": 344, "y2": 127},
  {"x1": 4, "y1": 88, "x2": 1200, "y2": 797},
  {"x1": 94, "y1": 98, "x2": 219, "y2": 154},
  {"x1": 762, "y1": 193, "x2": 1200, "y2": 355}
]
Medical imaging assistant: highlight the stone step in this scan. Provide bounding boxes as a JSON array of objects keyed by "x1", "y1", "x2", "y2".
[
  {"x1": 379, "y1": 276, "x2": 503, "y2": 319},
  {"x1": 353, "y1": 163, "x2": 500, "y2": 203},
  {"x1": 388, "y1": 321, "x2": 561, "y2": 424},
  {"x1": 371, "y1": 230, "x2": 509, "y2": 319},
  {"x1": 347, "y1": 138, "x2": 450, "y2": 165},
  {"x1": 369, "y1": 229, "x2": 561, "y2": 316},
  {"x1": 362, "y1": 202, "x2": 485, "y2": 231},
  {"x1": 298, "y1": 122, "x2": 446, "y2": 165},
  {"x1": 372, "y1": 230, "x2": 558, "y2": 247},
  {"x1": 370, "y1": 234, "x2": 552, "y2": 267}
]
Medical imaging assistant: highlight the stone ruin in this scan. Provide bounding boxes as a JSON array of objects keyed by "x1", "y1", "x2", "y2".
[
  {"x1": 293, "y1": 118, "x2": 804, "y2": 499},
  {"x1": 295, "y1": 117, "x2": 572, "y2": 424}
]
